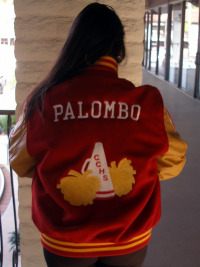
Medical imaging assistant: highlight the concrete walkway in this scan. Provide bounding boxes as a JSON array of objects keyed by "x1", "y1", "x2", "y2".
[{"x1": 142, "y1": 69, "x2": 200, "y2": 267}]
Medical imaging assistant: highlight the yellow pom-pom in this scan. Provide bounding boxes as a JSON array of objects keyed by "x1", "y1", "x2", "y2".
[
  {"x1": 57, "y1": 170, "x2": 101, "y2": 206},
  {"x1": 108, "y1": 158, "x2": 136, "y2": 197}
]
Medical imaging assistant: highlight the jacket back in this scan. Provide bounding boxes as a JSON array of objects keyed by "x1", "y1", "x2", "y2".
[{"x1": 26, "y1": 58, "x2": 169, "y2": 257}]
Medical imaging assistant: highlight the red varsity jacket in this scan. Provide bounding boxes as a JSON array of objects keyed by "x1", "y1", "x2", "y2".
[{"x1": 9, "y1": 57, "x2": 187, "y2": 258}]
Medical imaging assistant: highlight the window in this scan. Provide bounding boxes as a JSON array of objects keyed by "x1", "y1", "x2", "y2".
[
  {"x1": 144, "y1": 12, "x2": 151, "y2": 69},
  {"x1": 143, "y1": 1, "x2": 200, "y2": 100},
  {"x1": 143, "y1": 12, "x2": 149, "y2": 68},
  {"x1": 10, "y1": 38, "x2": 15, "y2": 46},
  {"x1": 150, "y1": 9, "x2": 159, "y2": 73},
  {"x1": 169, "y1": 3, "x2": 182, "y2": 84},
  {"x1": 182, "y1": 1, "x2": 199, "y2": 96},
  {"x1": 1, "y1": 38, "x2": 8, "y2": 45},
  {"x1": 158, "y1": 6, "x2": 168, "y2": 78}
]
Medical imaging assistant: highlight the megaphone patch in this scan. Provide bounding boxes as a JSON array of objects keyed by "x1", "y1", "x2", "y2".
[{"x1": 57, "y1": 142, "x2": 136, "y2": 206}]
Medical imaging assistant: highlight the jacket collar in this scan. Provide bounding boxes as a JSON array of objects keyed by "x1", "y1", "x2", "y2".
[{"x1": 92, "y1": 56, "x2": 118, "y2": 75}]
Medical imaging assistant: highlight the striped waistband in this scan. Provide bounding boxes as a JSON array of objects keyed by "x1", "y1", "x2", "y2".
[{"x1": 40, "y1": 229, "x2": 152, "y2": 257}]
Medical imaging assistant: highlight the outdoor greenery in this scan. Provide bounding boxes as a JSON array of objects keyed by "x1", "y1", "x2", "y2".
[
  {"x1": 3, "y1": 74, "x2": 16, "y2": 94},
  {"x1": 0, "y1": 115, "x2": 15, "y2": 134},
  {"x1": 8, "y1": 230, "x2": 20, "y2": 253}
]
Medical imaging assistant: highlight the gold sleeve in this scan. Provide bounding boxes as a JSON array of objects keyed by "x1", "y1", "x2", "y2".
[
  {"x1": 9, "y1": 115, "x2": 36, "y2": 178},
  {"x1": 157, "y1": 108, "x2": 187, "y2": 180}
]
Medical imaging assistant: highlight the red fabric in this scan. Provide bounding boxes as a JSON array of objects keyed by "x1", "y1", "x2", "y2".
[{"x1": 27, "y1": 62, "x2": 168, "y2": 257}]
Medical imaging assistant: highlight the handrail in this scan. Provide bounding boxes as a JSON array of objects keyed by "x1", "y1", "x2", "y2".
[
  {"x1": 0, "y1": 110, "x2": 15, "y2": 115},
  {"x1": 0, "y1": 169, "x2": 5, "y2": 200},
  {"x1": 0, "y1": 212, "x2": 3, "y2": 267},
  {"x1": 0, "y1": 167, "x2": 5, "y2": 266},
  {"x1": 0, "y1": 109, "x2": 19, "y2": 267}
]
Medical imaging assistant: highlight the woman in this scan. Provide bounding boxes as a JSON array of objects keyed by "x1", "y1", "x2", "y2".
[{"x1": 9, "y1": 3, "x2": 187, "y2": 267}]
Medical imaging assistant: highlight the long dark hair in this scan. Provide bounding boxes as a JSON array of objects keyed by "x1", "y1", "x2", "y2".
[{"x1": 24, "y1": 3, "x2": 126, "y2": 122}]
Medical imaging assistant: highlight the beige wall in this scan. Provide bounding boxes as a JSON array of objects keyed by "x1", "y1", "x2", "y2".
[{"x1": 14, "y1": 0, "x2": 145, "y2": 266}]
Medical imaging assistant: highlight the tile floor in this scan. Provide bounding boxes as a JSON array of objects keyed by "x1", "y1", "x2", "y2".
[{"x1": 142, "y1": 69, "x2": 200, "y2": 267}]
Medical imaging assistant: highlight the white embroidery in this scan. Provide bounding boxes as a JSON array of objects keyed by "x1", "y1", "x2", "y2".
[
  {"x1": 81, "y1": 142, "x2": 115, "y2": 199},
  {"x1": 117, "y1": 102, "x2": 129, "y2": 119},
  {"x1": 53, "y1": 101, "x2": 141, "y2": 122},
  {"x1": 63, "y1": 102, "x2": 75, "y2": 120},
  {"x1": 78, "y1": 101, "x2": 89, "y2": 119},
  {"x1": 131, "y1": 105, "x2": 141, "y2": 121},
  {"x1": 53, "y1": 104, "x2": 63, "y2": 122},
  {"x1": 91, "y1": 101, "x2": 102, "y2": 118},
  {"x1": 104, "y1": 101, "x2": 116, "y2": 119}
]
